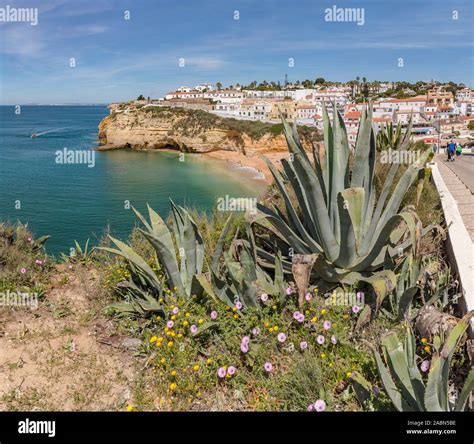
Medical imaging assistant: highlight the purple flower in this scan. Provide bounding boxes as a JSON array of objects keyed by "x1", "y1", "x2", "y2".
[
  {"x1": 305, "y1": 292, "x2": 312, "y2": 301},
  {"x1": 286, "y1": 287, "x2": 293, "y2": 296},
  {"x1": 331, "y1": 335, "x2": 338, "y2": 345},
  {"x1": 352, "y1": 305, "x2": 361, "y2": 314},
  {"x1": 190, "y1": 325, "x2": 198, "y2": 334},
  {"x1": 323, "y1": 320, "x2": 332, "y2": 330},
  {"x1": 277, "y1": 333, "x2": 287, "y2": 343},
  {"x1": 293, "y1": 311, "x2": 301, "y2": 320},
  {"x1": 210, "y1": 310, "x2": 218, "y2": 320},
  {"x1": 293, "y1": 311, "x2": 304, "y2": 323},
  {"x1": 317, "y1": 335, "x2": 325, "y2": 345},
  {"x1": 35, "y1": 259, "x2": 43, "y2": 266},
  {"x1": 167, "y1": 320, "x2": 174, "y2": 328},
  {"x1": 300, "y1": 341, "x2": 308, "y2": 350},
  {"x1": 20, "y1": 268, "x2": 27, "y2": 274},
  {"x1": 314, "y1": 399, "x2": 326, "y2": 412},
  {"x1": 307, "y1": 403, "x2": 315, "y2": 412},
  {"x1": 260, "y1": 293, "x2": 268, "y2": 302},
  {"x1": 27, "y1": 237, "x2": 32, "y2": 242},
  {"x1": 420, "y1": 360, "x2": 431, "y2": 373},
  {"x1": 264, "y1": 362, "x2": 273, "y2": 372},
  {"x1": 240, "y1": 343, "x2": 249, "y2": 353},
  {"x1": 252, "y1": 327, "x2": 261, "y2": 336},
  {"x1": 235, "y1": 301, "x2": 243, "y2": 310},
  {"x1": 241, "y1": 336, "x2": 250, "y2": 345},
  {"x1": 227, "y1": 366, "x2": 236, "y2": 376},
  {"x1": 172, "y1": 307, "x2": 179, "y2": 315},
  {"x1": 217, "y1": 367, "x2": 226, "y2": 378}
]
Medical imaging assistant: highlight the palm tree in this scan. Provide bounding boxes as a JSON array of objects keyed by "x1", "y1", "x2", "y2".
[{"x1": 216, "y1": 82, "x2": 223, "y2": 90}]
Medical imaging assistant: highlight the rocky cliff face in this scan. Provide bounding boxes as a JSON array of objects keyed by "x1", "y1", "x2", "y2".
[{"x1": 98, "y1": 106, "x2": 318, "y2": 155}]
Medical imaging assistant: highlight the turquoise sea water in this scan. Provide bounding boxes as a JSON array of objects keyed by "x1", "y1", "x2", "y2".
[{"x1": 0, "y1": 106, "x2": 263, "y2": 255}]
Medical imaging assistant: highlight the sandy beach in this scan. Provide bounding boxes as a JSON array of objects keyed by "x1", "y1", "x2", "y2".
[{"x1": 204, "y1": 149, "x2": 290, "y2": 185}]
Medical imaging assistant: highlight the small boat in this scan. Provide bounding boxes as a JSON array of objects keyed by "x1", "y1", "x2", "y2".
[{"x1": 31, "y1": 133, "x2": 37, "y2": 138}]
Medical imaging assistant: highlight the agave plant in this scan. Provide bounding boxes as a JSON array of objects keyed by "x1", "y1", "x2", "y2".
[
  {"x1": 249, "y1": 105, "x2": 431, "y2": 309},
  {"x1": 376, "y1": 121, "x2": 406, "y2": 151},
  {"x1": 102, "y1": 201, "x2": 206, "y2": 300},
  {"x1": 352, "y1": 312, "x2": 474, "y2": 411},
  {"x1": 195, "y1": 227, "x2": 288, "y2": 308},
  {"x1": 61, "y1": 239, "x2": 95, "y2": 264}
]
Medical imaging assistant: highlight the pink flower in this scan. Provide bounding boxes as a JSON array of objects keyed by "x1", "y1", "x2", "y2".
[
  {"x1": 235, "y1": 301, "x2": 243, "y2": 310},
  {"x1": 277, "y1": 333, "x2": 287, "y2": 343},
  {"x1": 68, "y1": 264, "x2": 73, "y2": 269},
  {"x1": 300, "y1": 341, "x2": 308, "y2": 350},
  {"x1": 307, "y1": 404, "x2": 315, "y2": 412},
  {"x1": 227, "y1": 366, "x2": 236, "y2": 376},
  {"x1": 260, "y1": 293, "x2": 268, "y2": 302},
  {"x1": 35, "y1": 259, "x2": 43, "y2": 266},
  {"x1": 210, "y1": 310, "x2": 218, "y2": 320},
  {"x1": 305, "y1": 292, "x2": 312, "y2": 301},
  {"x1": 331, "y1": 335, "x2": 337, "y2": 345},
  {"x1": 286, "y1": 287, "x2": 293, "y2": 296},
  {"x1": 264, "y1": 362, "x2": 273, "y2": 372},
  {"x1": 293, "y1": 311, "x2": 304, "y2": 323},
  {"x1": 172, "y1": 307, "x2": 179, "y2": 315},
  {"x1": 352, "y1": 305, "x2": 361, "y2": 314},
  {"x1": 314, "y1": 399, "x2": 326, "y2": 412},
  {"x1": 190, "y1": 325, "x2": 198, "y2": 334},
  {"x1": 323, "y1": 320, "x2": 331, "y2": 330},
  {"x1": 252, "y1": 327, "x2": 260, "y2": 336},
  {"x1": 217, "y1": 367, "x2": 226, "y2": 378},
  {"x1": 241, "y1": 336, "x2": 250, "y2": 345},
  {"x1": 167, "y1": 320, "x2": 174, "y2": 329},
  {"x1": 27, "y1": 237, "x2": 32, "y2": 242},
  {"x1": 317, "y1": 335, "x2": 325, "y2": 345},
  {"x1": 420, "y1": 360, "x2": 430, "y2": 373},
  {"x1": 240, "y1": 343, "x2": 249, "y2": 353},
  {"x1": 20, "y1": 268, "x2": 27, "y2": 274}
]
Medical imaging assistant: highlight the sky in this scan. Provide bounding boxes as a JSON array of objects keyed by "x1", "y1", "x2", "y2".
[{"x1": 0, "y1": 0, "x2": 473, "y2": 104}]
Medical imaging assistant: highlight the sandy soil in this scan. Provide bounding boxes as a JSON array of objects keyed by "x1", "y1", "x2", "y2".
[{"x1": 0, "y1": 265, "x2": 137, "y2": 411}]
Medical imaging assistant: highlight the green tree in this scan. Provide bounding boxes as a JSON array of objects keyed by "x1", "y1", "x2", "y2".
[
  {"x1": 315, "y1": 77, "x2": 325, "y2": 84},
  {"x1": 468, "y1": 121, "x2": 474, "y2": 131},
  {"x1": 216, "y1": 82, "x2": 223, "y2": 90},
  {"x1": 137, "y1": 94, "x2": 145, "y2": 101}
]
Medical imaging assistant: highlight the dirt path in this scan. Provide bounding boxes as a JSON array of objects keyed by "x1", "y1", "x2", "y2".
[{"x1": 0, "y1": 265, "x2": 138, "y2": 411}]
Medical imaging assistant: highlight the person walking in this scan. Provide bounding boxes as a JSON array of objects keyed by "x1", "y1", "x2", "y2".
[
  {"x1": 447, "y1": 140, "x2": 456, "y2": 161},
  {"x1": 456, "y1": 143, "x2": 462, "y2": 158}
]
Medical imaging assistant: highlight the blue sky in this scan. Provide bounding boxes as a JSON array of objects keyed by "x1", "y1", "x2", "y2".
[{"x1": 0, "y1": 0, "x2": 473, "y2": 104}]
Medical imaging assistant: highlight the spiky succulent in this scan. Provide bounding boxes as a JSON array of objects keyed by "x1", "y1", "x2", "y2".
[
  {"x1": 249, "y1": 105, "x2": 432, "y2": 309},
  {"x1": 352, "y1": 312, "x2": 474, "y2": 411}
]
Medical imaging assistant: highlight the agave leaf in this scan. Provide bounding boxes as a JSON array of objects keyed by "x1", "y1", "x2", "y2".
[
  {"x1": 455, "y1": 370, "x2": 474, "y2": 411},
  {"x1": 355, "y1": 304, "x2": 372, "y2": 330},
  {"x1": 211, "y1": 214, "x2": 234, "y2": 273},
  {"x1": 350, "y1": 371, "x2": 373, "y2": 406}
]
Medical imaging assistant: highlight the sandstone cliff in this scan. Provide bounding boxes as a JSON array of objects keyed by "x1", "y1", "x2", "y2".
[{"x1": 98, "y1": 106, "x2": 320, "y2": 156}]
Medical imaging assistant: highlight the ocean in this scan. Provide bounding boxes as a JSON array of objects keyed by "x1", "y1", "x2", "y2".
[{"x1": 0, "y1": 105, "x2": 262, "y2": 256}]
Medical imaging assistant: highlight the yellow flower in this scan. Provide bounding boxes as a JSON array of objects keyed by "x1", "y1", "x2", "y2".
[
  {"x1": 169, "y1": 383, "x2": 177, "y2": 391},
  {"x1": 343, "y1": 314, "x2": 349, "y2": 320},
  {"x1": 421, "y1": 337, "x2": 427, "y2": 344},
  {"x1": 305, "y1": 310, "x2": 310, "y2": 315},
  {"x1": 321, "y1": 353, "x2": 326, "y2": 358},
  {"x1": 269, "y1": 327, "x2": 274, "y2": 333},
  {"x1": 424, "y1": 345, "x2": 431, "y2": 353},
  {"x1": 160, "y1": 357, "x2": 166, "y2": 364},
  {"x1": 185, "y1": 312, "x2": 190, "y2": 317},
  {"x1": 321, "y1": 309, "x2": 326, "y2": 315},
  {"x1": 233, "y1": 314, "x2": 239, "y2": 319},
  {"x1": 232, "y1": 307, "x2": 237, "y2": 312},
  {"x1": 170, "y1": 370, "x2": 177, "y2": 376},
  {"x1": 193, "y1": 364, "x2": 199, "y2": 372},
  {"x1": 171, "y1": 315, "x2": 176, "y2": 320},
  {"x1": 272, "y1": 305, "x2": 277, "y2": 310},
  {"x1": 167, "y1": 341, "x2": 174, "y2": 348},
  {"x1": 346, "y1": 372, "x2": 353, "y2": 378},
  {"x1": 273, "y1": 326, "x2": 279, "y2": 331},
  {"x1": 183, "y1": 320, "x2": 189, "y2": 327},
  {"x1": 170, "y1": 305, "x2": 175, "y2": 309},
  {"x1": 149, "y1": 336, "x2": 157, "y2": 343},
  {"x1": 166, "y1": 331, "x2": 172, "y2": 337},
  {"x1": 173, "y1": 286, "x2": 178, "y2": 291},
  {"x1": 171, "y1": 331, "x2": 176, "y2": 337},
  {"x1": 198, "y1": 319, "x2": 204, "y2": 325},
  {"x1": 177, "y1": 333, "x2": 182, "y2": 338},
  {"x1": 126, "y1": 405, "x2": 134, "y2": 412},
  {"x1": 206, "y1": 358, "x2": 212, "y2": 365},
  {"x1": 155, "y1": 315, "x2": 161, "y2": 320},
  {"x1": 164, "y1": 327, "x2": 169, "y2": 333},
  {"x1": 328, "y1": 363, "x2": 333, "y2": 368},
  {"x1": 264, "y1": 321, "x2": 269, "y2": 327}
]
